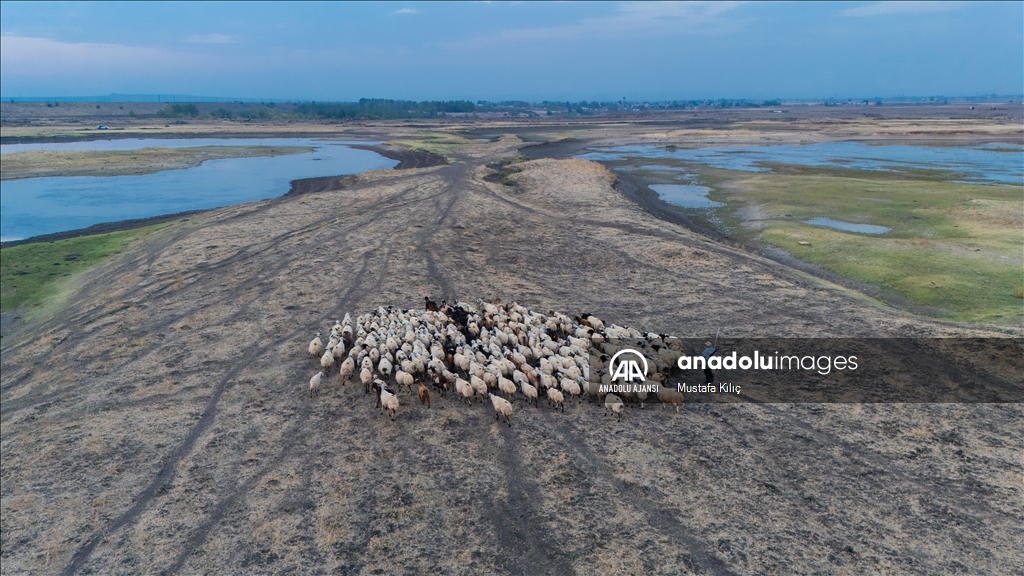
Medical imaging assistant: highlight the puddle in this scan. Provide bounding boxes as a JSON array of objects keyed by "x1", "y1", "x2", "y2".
[
  {"x1": 804, "y1": 217, "x2": 891, "y2": 235},
  {"x1": 648, "y1": 184, "x2": 723, "y2": 208}
]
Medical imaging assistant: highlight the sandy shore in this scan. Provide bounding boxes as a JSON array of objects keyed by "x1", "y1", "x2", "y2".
[{"x1": 1, "y1": 114, "x2": 1021, "y2": 575}]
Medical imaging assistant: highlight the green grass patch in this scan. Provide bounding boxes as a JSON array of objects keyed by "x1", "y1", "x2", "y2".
[
  {"x1": 390, "y1": 134, "x2": 472, "y2": 161},
  {"x1": 1, "y1": 224, "x2": 165, "y2": 315},
  {"x1": 707, "y1": 171, "x2": 1023, "y2": 323}
]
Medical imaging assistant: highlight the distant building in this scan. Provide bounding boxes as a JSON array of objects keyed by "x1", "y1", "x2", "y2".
[{"x1": 96, "y1": 125, "x2": 109, "y2": 130}]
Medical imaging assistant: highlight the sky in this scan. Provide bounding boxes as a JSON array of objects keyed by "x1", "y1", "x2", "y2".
[{"x1": 1, "y1": 1, "x2": 1021, "y2": 101}]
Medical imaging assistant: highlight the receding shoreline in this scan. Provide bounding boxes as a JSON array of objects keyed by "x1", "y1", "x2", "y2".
[
  {"x1": 0, "y1": 145, "x2": 314, "y2": 181},
  {"x1": 0, "y1": 144, "x2": 447, "y2": 247}
]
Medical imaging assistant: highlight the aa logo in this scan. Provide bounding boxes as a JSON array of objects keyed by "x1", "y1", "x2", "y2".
[{"x1": 609, "y1": 349, "x2": 649, "y2": 383}]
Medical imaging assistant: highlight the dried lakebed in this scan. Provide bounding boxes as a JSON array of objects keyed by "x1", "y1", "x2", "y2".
[{"x1": 1, "y1": 131, "x2": 1020, "y2": 575}]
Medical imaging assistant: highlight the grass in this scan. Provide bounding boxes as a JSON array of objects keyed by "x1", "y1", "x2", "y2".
[
  {"x1": 1, "y1": 146, "x2": 313, "y2": 180},
  {"x1": 493, "y1": 156, "x2": 528, "y2": 186},
  {"x1": 1, "y1": 223, "x2": 166, "y2": 316},
  {"x1": 390, "y1": 133, "x2": 473, "y2": 161},
  {"x1": 706, "y1": 171, "x2": 1024, "y2": 323}
]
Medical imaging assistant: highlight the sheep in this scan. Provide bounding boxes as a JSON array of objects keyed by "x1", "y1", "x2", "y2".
[
  {"x1": 470, "y1": 374, "x2": 488, "y2": 397},
  {"x1": 417, "y1": 382, "x2": 431, "y2": 408},
  {"x1": 455, "y1": 377, "x2": 474, "y2": 405},
  {"x1": 395, "y1": 370, "x2": 415, "y2": 391},
  {"x1": 340, "y1": 357, "x2": 355, "y2": 381},
  {"x1": 497, "y1": 375, "x2": 517, "y2": 399},
  {"x1": 656, "y1": 385, "x2": 684, "y2": 411},
  {"x1": 378, "y1": 356, "x2": 393, "y2": 378},
  {"x1": 309, "y1": 333, "x2": 323, "y2": 358},
  {"x1": 309, "y1": 371, "x2": 324, "y2": 397},
  {"x1": 360, "y1": 367, "x2": 374, "y2": 393},
  {"x1": 560, "y1": 377, "x2": 581, "y2": 401},
  {"x1": 380, "y1": 385, "x2": 399, "y2": 419},
  {"x1": 487, "y1": 392, "x2": 513, "y2": 427},
  {"x1": 520, "y1": 381, "x2": 539, "y2": 407},
  {"x1": 454, "y1": 352, "x2": 470, "y2": 373},
  {"x1": 320, "y1": 349, "x2": 335, "y2": 374},
  {"x1": 636, "y1": 383, "x2": 650, "y2": 408},
  {"x1": 604, "y1": 393, "x2": 624, "y2": 421},
  {"x1": 546, "y1": 387, "x2": 565, "y2": 412}
]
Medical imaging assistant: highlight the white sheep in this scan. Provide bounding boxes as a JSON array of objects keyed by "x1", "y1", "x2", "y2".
[
  {"x1": 605, "y1": 393, "x2": 624, "y2": 421},
  {"x1": 378, "y1": 356, "x2": 393, "y2": 378},
  {"x1": 395, "y1": 370, "x2": 415, "y2": 391},
  {"x1": 309, "y1": 333, "x2": 323, "y2": 358},
  {"x1": 455, "y1": 377, "x2": 474, "y2": 405},
  {"x1": 454, "y1": 352, "x2": 470, "y2": 373},
  {"x1": 320, "y1": 349, "x2": 335, "y2": 374},
  {"x1": 497, "y1": 375, "x2": 516, "y2": 399},
  {"x1": 340, "y1": 357, "x2": 355, "y2": 380},
  {"x1": 546, "y1": 387, "x2": 565, "y2": 412},
  {"x1": 470, "y1": 374, "x2": 488, "y2": 397},
  {"x1": 560, "y1": 377, "x2": 581, "y2": 401},
  {"x1": 360, "y1": 367, "x2": 374, "y2": 393},
  {"x1": 656, "y1": 385, "x2": 684, "y2": 411},
  {"x1": 309, "y1": 371, "x2": 324, "y2": 397},
  {"x1": 379, "y1": 386, "x2": 399, "y2": 419},
  {"x1": 487, "y1": 392, "x2": 513, "y2": 427},
  {"x1": 520, "y1": 381, "x2": 539, "y2": 407}
]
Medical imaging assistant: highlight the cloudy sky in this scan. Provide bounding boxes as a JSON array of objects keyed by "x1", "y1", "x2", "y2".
[{"x1": 1, "y1": 1, "x2": 1020, "y2": 101}]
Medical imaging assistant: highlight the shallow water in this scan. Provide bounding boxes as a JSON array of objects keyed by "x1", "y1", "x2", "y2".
[
  {"x1": 0, "y1": 139, "x2": 397, "y2": 241},
  {"x1": 579, "y1": 142, "x2": 1023, "y2": 185},
  {"x1": 803, "y1": 217, "x2": 891, "y2": 235},
  {"x1": 648, "y1": 184, "x2": 723, "y2": 208}
]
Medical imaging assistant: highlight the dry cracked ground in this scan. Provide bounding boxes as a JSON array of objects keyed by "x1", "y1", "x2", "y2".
[{"x1": 1, "y1": 134, "x2": 1022, "y2": 575}]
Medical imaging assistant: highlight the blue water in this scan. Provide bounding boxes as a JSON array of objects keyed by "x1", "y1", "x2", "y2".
[
  {"x1": 0, "y1": 139, "x2": 397, "y2": 241},
  {"x1": 648, "y1": 184, "x2": 723, "y2": 208},
  {"x1": 578, "y1": 142, "x2": 1024, "y2": 185},
  {"x1": 803, "y1": 217, "x2": 891, "y2": 235}
]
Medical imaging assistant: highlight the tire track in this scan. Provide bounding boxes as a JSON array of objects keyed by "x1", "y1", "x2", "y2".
[
  {"x1": 60, "y1": 236, "x2": 390, "y2": 575},
  {"x1": 532, "y1": 409, "x2": 737, "y2": 576},
  {"x1": 162, "y1": 242, "x2": 395, "y2": 574}
]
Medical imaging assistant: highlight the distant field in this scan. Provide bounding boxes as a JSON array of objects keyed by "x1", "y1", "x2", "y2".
[
  {"x1": 0, "y1": 223, "x2": 166, "y2": 316},
  {"x1": 705, "y1": 168, "x2": 1024, "y2": 323},
  {"x1": 0, "y1": 145, "x2": 313, "y2": 180}
]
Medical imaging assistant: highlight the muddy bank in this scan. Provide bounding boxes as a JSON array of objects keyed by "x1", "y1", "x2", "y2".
[{"x1": 348, "y1": 144, "x2": 448, "y2": 169}]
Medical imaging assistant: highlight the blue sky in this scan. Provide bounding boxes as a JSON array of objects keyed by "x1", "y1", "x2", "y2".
[{"x1": 1, "y1": 1, "x2": 1021, "y2": 101}]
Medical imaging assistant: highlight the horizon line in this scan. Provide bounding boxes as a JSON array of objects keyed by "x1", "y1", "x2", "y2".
[{"x1": 2, "y1": 94, "x2": 1021, "y2": 104}]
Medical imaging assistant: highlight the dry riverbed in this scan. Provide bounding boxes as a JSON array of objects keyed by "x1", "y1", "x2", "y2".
[{"x1": 1, "y1": 115, "x2": 1022, "y2": 575}]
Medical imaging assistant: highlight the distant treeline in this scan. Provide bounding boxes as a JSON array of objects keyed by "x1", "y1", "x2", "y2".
[
  {"x1": 82, "y1": 97, "x2": 823, "y2": 122},
  {"x1": 294, "y1": 99, "x2": 478, "y2": 119}
]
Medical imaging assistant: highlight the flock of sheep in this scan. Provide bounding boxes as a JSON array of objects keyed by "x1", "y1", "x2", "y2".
[{"x1": 306, "y1": 298, "x2": 686, "y2": 425}]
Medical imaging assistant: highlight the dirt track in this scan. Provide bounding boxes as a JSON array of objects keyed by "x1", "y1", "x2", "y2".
[{"x1": 1, "y1": 128, "x2": 1022, "y2": 575}]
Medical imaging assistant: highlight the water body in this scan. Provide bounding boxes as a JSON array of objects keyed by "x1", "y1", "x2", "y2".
[
  {"x1": 578, "y1": 142, "x2": 1023, "y2": 185},
  {"x1": 0, "y1": 139, "x2": 397, "y2": 241},
  {"x1": 804, "y1": 217, "x2": 891, "y2": 235},
  {"x1": 648, "y1": 184, "x2": 723, "y2": 208}
]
